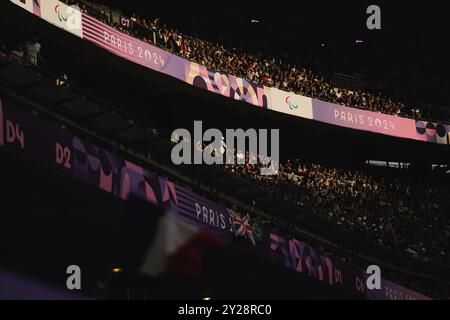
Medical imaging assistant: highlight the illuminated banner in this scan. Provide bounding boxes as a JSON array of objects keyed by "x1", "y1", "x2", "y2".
[
  {"x1": 159, "y1": 179, "x2": 235, "y2": 240},
  {"x1": 185, "y1": 62, "x2": 268, "y2": 108},
  {"x1": 266, "y1": 87, "x2": 313, "y2": 119},
  {"x1": 415, "y1": 120, "x2": 450, "y2": 145},
  {"x1": 312, "y1": 99, "x2": 418, "y2": 140},
  {"x1": 81, "y1": 13, "x2": 186, "y2": 80},
  {"x1": 40, "y1": 0, "x2": 83, "y2": 38},
  {"x1": 9, "y1": 0, "x2": 450, "y2": 146}
]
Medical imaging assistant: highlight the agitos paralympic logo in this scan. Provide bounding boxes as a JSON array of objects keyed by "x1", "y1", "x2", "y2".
[
  {"x1": 285, "y1": 96, "x2": 298, "y2": 110},
  {"x1": 54, "y1": 4, "x2": 67, "y2": 23},
  {"x1": 51, "y1": 4, "x2": 83, "y2": 33}
]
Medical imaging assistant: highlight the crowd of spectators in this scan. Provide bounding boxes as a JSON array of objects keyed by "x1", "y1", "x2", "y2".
[
  {"x1": 6, "y1": 0, "x2": 450, "y2": 263},
  {"x1": 33, "y1": 1, "x2": 449, "y2": 262},
  {"x1": 1, "y1": 29, "x2": 447, "y2": 296},
  {"x1": 63, "y1": 0, "x2": 450, "y2": 121},
  {"x1": 172, "y1": 131, "x2": 450, "y2": 263},
  {"x1": 225, "y1": 156, "x2": 450, "y2": 262}
]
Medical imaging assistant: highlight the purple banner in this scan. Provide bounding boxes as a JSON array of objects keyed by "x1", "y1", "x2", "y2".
[
  {"x1": 235, "y1": 227, "x2": 433, "y2": 300},
  {"x1": 81, "y1": 13, "x2": 186, "y2": 81},
  {"x1": 159, "y1": 178, "x2": 234, "y2": 240},
  {"x1": 241, "y1": 230, "x2": 367, "y2": 297},
  {"x1": 0, "y1": 98, "x2": 161, "y2": 207},
  {"x1": 312, "y1": 98, "x2": 418, "y2": 140},
  {"x1": 415, "y1": 120, "x2": 450, "y2": 145},
  {"x1": 185, "y1": 62, "x2": 268, "y2": 108}
]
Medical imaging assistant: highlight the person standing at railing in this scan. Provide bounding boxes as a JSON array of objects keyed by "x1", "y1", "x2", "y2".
[
  {"x1": 25, "y1": 36, "x2": 41, "y2": 66},
  {"x1": 150, "y1": 18, "x2": 159, "y2": 45}
]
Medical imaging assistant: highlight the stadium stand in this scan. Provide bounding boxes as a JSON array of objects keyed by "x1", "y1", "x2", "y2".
[
  {"x1": 1, "y1": 32, "x2": 449, "y2": 299},
  {"x1": 1, "y1": 0, "x2": 449, "y2": 300},
  {"x1": 62, "y1": 0, "x2": 450, "y2": 122}
]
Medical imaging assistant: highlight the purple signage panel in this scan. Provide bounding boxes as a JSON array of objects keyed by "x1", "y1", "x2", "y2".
[
  {"x1": 81, "y1": 13, "x2": 187, "y2": 81},
  {"x1": 312, "y1": 99, "x2": 419, "y2": 141},
  {"x1": 0, "y1": 98, "x2": 161, "y2": 207},
  {"x1": 259, "y1": 231, "x2": 367, "y2": 297},
  {"x1": 70, "y1": 137, "x2": 161, "y2": 205},
  {"x1": 256, "y1": 230, "x2": 432, "y2": 300},
  {"x1": 185, "y1": 61, "x2": 268, "y2": 108},
  {"x1": 415, "y1": 120, "x2": 450, "y2": 145},
  {"x1": 159, "y1": 178, "x2": 234, "y2": 240},
  {"x1": 226, "y1": 214, "x2": 431, "y2": 300},
  {"x1": 0, "y1": 98, "x2": 73, "y2": 172}
]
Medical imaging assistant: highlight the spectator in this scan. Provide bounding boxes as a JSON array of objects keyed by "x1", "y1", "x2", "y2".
[{"x1": 25, "y1": 36, "x2": 41, "y2": 66}]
